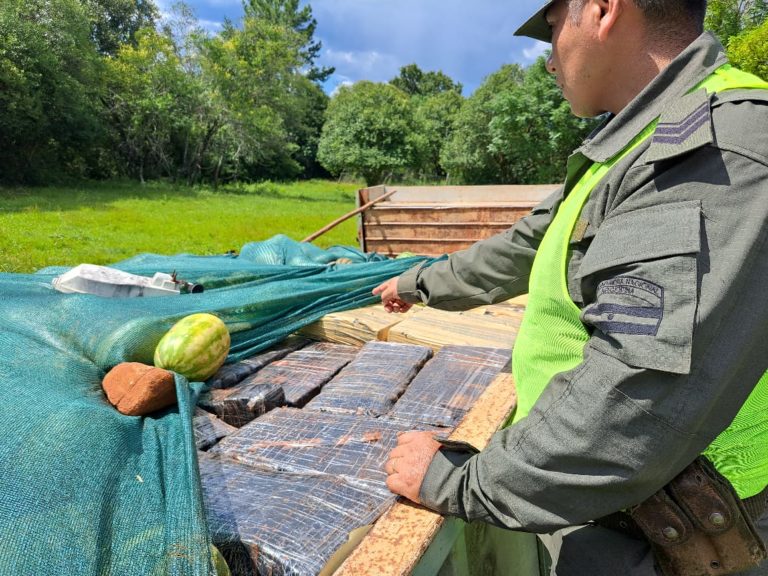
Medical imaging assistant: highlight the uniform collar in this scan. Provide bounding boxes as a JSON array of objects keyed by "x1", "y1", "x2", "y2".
[{"x1": 578, "y1": 32, "x2": 728, "y2": 163}]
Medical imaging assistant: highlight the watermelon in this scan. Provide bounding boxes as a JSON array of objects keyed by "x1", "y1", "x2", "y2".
[{"x1": 154, "y1": 313, "x2": 230, "y2": 382}]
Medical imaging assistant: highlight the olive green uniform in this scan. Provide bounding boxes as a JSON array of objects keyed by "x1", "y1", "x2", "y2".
[{"x1": 396, "y1": 33, "x2": 768, "y2": 574}]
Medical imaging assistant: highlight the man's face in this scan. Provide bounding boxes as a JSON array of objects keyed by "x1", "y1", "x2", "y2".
[{"x1": 545, "y1": 0, "x2": 607, "y2": 118}]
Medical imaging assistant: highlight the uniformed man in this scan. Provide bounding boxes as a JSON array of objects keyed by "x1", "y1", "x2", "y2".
[{"x1": 375, "y1": 0, "x2": 768, "y2": 574}]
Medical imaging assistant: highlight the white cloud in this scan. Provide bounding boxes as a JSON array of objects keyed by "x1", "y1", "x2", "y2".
[
  {"x1": 323, "y1": 48, "x2": 400, "y2": 83},
  {"x1": 179, "y1": 0, "x2": 552, "y2": 94},
  {"x1": 199, "y1": 19, "x2": 224, "y2": 32},
  {"x1": 330, "y1": 79, "x2": 355, "y2": 97},
  {"x1": 522, "y1": 41, "x2": 549, "y2": 62}
]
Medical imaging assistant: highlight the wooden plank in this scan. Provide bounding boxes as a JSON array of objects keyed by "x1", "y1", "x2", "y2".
[
  {"x1": 462, "y1": 301, "x2": 526, "y2": 323},
  {"x1": 333, "y1": 370, "x2": 518, "y2": 576},
  {"x1": 386, "y1": 307, "x2": 519, "y2": 352},
  {"x1": 360, "y1": 185, "x2": 557, "y2": 204},
  {"x1": 363, "y1": 240, "x2": 479, "y2": 257},
  {"x1": 299, "y1": 305, "x2": 415, "y2": 345},
  {"x1": 508, "y1": 294, "x2": 529, "y2": 306},
  {"x1": 368, "y1": 237, "x2": 500, "y2": 244},
  {"x1": 364, "y1": 223, "x2": 511, "y2": 241},
  {"x1": 364, "y1": 206, "x2": 532, "y2": 224}
]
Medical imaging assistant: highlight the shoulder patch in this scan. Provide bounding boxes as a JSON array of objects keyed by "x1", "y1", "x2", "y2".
[
  {"x1": 644, "y1": 88, "x2": 713, "y2": 163},
  {"x1": 583, "y1": 276, "x2": 664, "y2": 336}
]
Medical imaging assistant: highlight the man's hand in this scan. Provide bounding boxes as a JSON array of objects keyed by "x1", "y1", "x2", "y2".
[
  {"x1": 384, "y1": 431, "x2": 441, "y2": 503},
  {"x1": 372, "y1": 277, "x2": 413, "y2": 313}
]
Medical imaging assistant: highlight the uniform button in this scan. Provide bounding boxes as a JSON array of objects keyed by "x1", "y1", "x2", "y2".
[
  {"x1": 709, "y1": 512, "x2": 725, "y2": 527},
  {"x1": 662, "y1": 526, "x2": 680, "y2": 541}
]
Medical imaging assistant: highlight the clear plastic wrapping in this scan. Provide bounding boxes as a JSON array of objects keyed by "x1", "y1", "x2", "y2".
[
  {"x1": 272, "y1": 343, "x2": 360, "y2": 406},
  {"x1": 193, "y1": 408, "x2": 238, "y2": 451},
  {"x1": 198, "y1": 343, "x2": 507, "y2": 575},
  {"x1": 199, "y1": 451, "x2": 393, "y2": 576},
  {"x1": 305, "y1": 341, "x2": 432, "y2": 416},
  {"x1": 210, "y1": 407, "x2": 437, "y2": 494},
  {"x1": 198, "y1": 379, "x2": 285, "y2": 428},
  {"x1": 208, "y1": 336, "x2": 310, "y2": 389},
  {"x1": 199, "y1": 342, "x2": 358, "y2": 427},
  {"x1": 387, "y1": 345, "x2": 510, "y2": 428}
]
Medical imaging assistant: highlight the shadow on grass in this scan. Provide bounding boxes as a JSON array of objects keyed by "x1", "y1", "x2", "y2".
[
  {"x1": 0, "y1": 181, "x2": 208, "y2": 213},
  {"x1": 0, "y1": 180, "x2": 357, "y2": 213},
  {"x1": 223, "y1": 182, "x2": 355, "y2": 203}
]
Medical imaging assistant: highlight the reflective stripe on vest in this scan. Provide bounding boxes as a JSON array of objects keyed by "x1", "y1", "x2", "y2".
[{"x1": 511, "y1": 64, "x2": 768, "y2": 499}]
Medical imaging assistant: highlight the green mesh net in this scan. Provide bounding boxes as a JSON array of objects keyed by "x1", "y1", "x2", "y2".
[{"x1": 0, "y1": 235, "x2": 432, "y2": 575}]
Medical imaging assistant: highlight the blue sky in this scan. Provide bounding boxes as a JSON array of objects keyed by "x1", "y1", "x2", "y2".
[{"x1": 157, "y1": 0, "x2": 550, "y2": 95}]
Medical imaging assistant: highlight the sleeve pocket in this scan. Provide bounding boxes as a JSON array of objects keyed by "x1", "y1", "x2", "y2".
[
  {"x1": 576, "y1": 201, "x2": 701, "y2": 279},
  {"x1": 576, "y1": 201, "x2": 702, "y2": 374}
]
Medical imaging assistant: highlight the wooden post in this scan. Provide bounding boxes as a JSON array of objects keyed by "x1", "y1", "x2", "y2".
[{"x1": 302, "y1": 189, "x2": 397, "y2": 244}]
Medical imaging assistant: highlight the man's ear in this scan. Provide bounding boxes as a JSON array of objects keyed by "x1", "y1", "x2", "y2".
[{"x1": 594, "y1": 0, "x2": 623, "y2": 41}]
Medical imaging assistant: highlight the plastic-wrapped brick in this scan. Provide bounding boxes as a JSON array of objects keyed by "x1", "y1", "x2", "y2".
[
  {"x1": 210, "y1": 407, "x2": 437, "y2": 495},
  {"x1": 387, "y1": 345, "x2": 510, "y2": 428},
  {"x1": 193, "y1": 408, "x2": 238, "y2": 451},
  {"x1": 305, "y1": 341, "x2": 432, "y2": 416},
  {"x1": 207, "y1": 336, "x2": 310, "y2": 389},
  {"x1": 198, "y1": 342, "x2": 357, "y2": 426},
  {"x1": 269, "y1": 342, "x2": 359, "y2": 407},
  {"x1": 199, "y1": 452, "x2": 393, "y2": 576},
  {"x1": 198, "y1": 379, "x2": 285, "y2": 428}
]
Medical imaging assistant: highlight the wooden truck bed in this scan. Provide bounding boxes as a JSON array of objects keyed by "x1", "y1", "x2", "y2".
[{"x1": 358, "y1": 185, "x2": 557, "y2": 257}]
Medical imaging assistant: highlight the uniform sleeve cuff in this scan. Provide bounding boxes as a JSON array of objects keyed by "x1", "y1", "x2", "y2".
[
  {"x1": 396, "y1": 263, "x2": 426, "y2": 304},
  {"x1": 418, "y1": 449, "x2": 474, "y2": 516}
]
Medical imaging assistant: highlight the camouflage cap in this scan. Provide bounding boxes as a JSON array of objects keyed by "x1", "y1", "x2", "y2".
[{"x1": 514, "y1": 0, "x2": 557, "y2": 42}]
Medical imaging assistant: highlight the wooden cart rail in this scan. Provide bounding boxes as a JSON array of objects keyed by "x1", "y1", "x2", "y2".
[{"x1": 358, "y1": 185, "x2": 558, "y2": 257}]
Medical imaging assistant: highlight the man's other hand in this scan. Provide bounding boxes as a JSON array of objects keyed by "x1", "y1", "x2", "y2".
[
  {"x1": 384, "y1": 431, "x2": 441, "y2": 503},
  {"x1": 372, "y1": 277, "x2": 413, "y2": 313}
]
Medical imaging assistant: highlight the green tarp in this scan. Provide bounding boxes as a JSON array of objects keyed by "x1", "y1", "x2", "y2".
[{"x1": 0, "y1": 235, "x2": 431, "y2": 576}]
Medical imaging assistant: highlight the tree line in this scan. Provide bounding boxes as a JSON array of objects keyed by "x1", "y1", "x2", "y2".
[{"x1": 1, "y1": 0, "x2": 765, "y2": 187}]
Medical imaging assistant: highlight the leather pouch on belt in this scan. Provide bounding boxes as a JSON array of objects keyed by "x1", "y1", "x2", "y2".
[{"x1": 630, "y1": 457, "x2": 766, "y2": 576}]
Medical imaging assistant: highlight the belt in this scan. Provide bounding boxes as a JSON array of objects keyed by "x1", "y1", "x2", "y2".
[{"x1": 595, "y1": 483, "x2": 768, "y2": 540}]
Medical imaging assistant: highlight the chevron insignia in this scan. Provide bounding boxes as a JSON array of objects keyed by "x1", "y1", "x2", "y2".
[
  {"x1": 653, "y1": 100, "x2": 710, "y2": 145},
  {"x1": 645, "y1": 90, "x2": 713, "y2": 162}
]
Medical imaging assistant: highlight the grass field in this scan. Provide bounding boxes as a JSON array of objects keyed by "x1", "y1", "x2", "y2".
[{"x1": 0, "y1": 180, "x2": 362, "y2": 273}]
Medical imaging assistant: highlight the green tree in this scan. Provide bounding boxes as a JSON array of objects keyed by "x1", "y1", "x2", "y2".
[
  {"x1": 0, "y1": 0, "x2": 104, "y2": 183},
  {"x1": 410, "y1": 90, "x2": 464, "y2": 181},
  {"x1": 317, "y1": 82, "x2": 415, "y2": 185},
  {"x1": 244, "y1": 0, "x2": 333, "y2": 82},
  {"x1": 440, "y1": 64, "x2": 525, "y2": 184},
  {"x1": 388, "y1": 64, "x2": 464, "y2": 181},
  {"x1": 390, "y1": 63, "x2": 463, "y2": 96},
  {"x1": 283, "y1": 75, "x2": 331, "y2": 178},
  {"x1": 199, "y1": 16, "x2": 306, "y2": 181},
  {"x1": 486, "y1": 57, "x2": 595, "y2": 184},
  {"x1": 103, "y1": 28, "x2": 192, "y2": 181},
  {"x1": 441, "y1": 59, "x2": 595, "y2": 185},
  {"x1": 85, "y1": 0, "x2": 158, "y2": 56},
  {"x1": 727, "y1": 19, "x2": 768, "y2": 79},
  {"x1": 706, "y1": 0, "x2": 768, "y2": 45}
]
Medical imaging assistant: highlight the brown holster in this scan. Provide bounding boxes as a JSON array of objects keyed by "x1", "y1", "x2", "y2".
[{"x1": 603, "y1": 457, "x2": 767, "y2": 576}]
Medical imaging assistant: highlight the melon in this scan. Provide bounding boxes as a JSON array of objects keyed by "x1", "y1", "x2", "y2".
[{"x1": 153, "y1": 313, "x2": 230, "y2": 381}]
